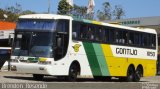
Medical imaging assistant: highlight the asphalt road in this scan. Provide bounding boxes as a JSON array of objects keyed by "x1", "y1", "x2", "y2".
[{"x1": 0, "y1": 71, "x2": 160, "y2": 89}]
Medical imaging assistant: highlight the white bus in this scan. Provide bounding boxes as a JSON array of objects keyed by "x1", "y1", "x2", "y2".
[{"x1": 11, "y1": 14, "x2": 157, "y2": 82}]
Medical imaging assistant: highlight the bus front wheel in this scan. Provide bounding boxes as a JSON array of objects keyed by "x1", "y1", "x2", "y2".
[{"x1": 66, "y1": 64, "x2": 79, "y2": 81}]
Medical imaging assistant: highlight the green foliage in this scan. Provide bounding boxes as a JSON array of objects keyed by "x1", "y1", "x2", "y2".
[
  {"x1": 97, "y1": 1, "x2": 125, "y2": 21},
  {"x1": 72, "y1": 4, "x2": 87, "y2": 16},
  {"x1": 71, "y1": 4, "x2": 92, "y2": 19},
  {"x1": 0, "y1": 9, "x2": 5, "y2": 20},
  {"x1": 5, "y1": 3, "x2": 22, "y2": 14},
  {"x1": 0, "y1": 3, "x2": 36, "y2": 22},
  {"x1": 21, "y1": 10, "x2": 36, "y2": 15},
  {"x1": 97, "y1": 10, "x2": 106, "y2": 21},
  {"x1": 57, "y1": 0, "x2": 94, "y2": 20},
  {"x1": 113, "y1": 5, "x2": 125, "y2": 20},
  {"x1": 57, "y1": 0, "x2": 72, "y2": 15},
  {"x1": 97, "y1": 1, "x2": 112, "y2": 21},
  {"x1": 0, "y1": 9, "x2": 19, "y2": 22}
]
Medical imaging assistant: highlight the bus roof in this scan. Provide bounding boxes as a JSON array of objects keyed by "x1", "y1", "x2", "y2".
[
  {"x1": 19, "y1": 14, "x2": 72, "y2": 20},
  {"x1": 73, "y1": 18, "x2": 157, "y2": 34},
  {"x1": 19, "y1": 14, "x2": 157, "y2": 34}
]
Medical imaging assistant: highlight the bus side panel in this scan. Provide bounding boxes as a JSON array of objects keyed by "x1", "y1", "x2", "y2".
[
  {"x1": 70, "y1": 42, "x2": 93, "y2": 76},
  {"x1": 101, "y1": 44, "x2": 157, "y2": 77},
  {"x1": 127, "y1": 58, "x2": 157, "y2": 77},
  {"x1": 101, "y1": 44, "x2": 127, "y2": 76},
  {"x1": 82, "y1": 42, "x2": 111, "y2": 76},
  {"x1": 144, "y1": 60, "x2": 157, "y2": 76},
  {"x1": 74, "y1": 42, "x2": 156, "y2": 77}
]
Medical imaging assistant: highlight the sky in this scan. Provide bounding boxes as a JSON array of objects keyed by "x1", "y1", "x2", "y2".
[{"x1": 0, "y1": 0, "x2": 160, "y2": 19}]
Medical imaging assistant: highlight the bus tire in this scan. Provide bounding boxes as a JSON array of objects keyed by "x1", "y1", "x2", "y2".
[
  {"x1": 66, "y1": 63, "x2": 79, "y2": 81},
  {"x1": 126, "y1": 66, "x2": 135, "y2": 82},
  {"x1": 33, "y1": 74, "x2": 44, "y2": 80},
  {"x1": 133, "y1": 66, "x2": 143, "y2": 82}
]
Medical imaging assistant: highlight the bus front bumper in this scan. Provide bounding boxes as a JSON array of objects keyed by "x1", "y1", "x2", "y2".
[{"x1": 14, "y1": 63, "x2": 54, "y2": 75}]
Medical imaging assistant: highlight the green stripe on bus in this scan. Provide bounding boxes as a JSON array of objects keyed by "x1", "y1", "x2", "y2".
[
  {"x1": 83, "y1": 42, "x2": 102, "y2": 76},
  {"x1": 92, "y1": 43, "x2": 110, "y2": 76}
]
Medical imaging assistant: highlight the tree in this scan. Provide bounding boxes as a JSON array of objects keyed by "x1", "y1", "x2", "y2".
[
  {"x1": 113, "y1": 5, "x2": 125, "y2": 20},
  {"x1": 97, "y1": 2, "x2": 112, "y2": 21},
  {"x1": 96, "y1": 1, "x2": 125, "y2": 21},
  {"x1": 57, "y1": 0, "x2": 72, "y2": 15},
  {"x1": 6, "y1": 11, "x2": 19, "y2": 22},
  {"x1": 0, "y1": 8, "x2": 19, "y2": 22},
  {"x1": 71, "y1": 4, "x2": 89, "y2": 19},
  {"x1": 21, "y1": 10, "x2": 36, "y2": 15},
  {"x1": 96, "y1": 10, "x2": 106, "y2": 21},
  {"x1": 5, "y1": 3, "x2": 22, "y2": 14},
  {"x1": 0, "y1": 9, "x2": 5, "y2": 20},
  {"x1": 0, "y1": 3, "x2": 37, "y2": 22}
]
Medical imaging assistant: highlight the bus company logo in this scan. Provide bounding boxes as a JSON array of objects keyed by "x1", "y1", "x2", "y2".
[{"x1": 73, "y1": 44, "x2": 81, "y2": 52}]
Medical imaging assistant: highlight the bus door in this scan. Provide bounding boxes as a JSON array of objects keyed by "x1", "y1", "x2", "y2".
[{"x1": 54, "y1": 20, "x2": 69, "y2": 61}]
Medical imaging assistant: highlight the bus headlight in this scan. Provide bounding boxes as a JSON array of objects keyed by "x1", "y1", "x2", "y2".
[{"x1": 38, "y1": 61, "x2": 52, "y2": 65}]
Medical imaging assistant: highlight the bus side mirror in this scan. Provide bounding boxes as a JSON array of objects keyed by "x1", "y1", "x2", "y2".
[{"x1": 8, "y1": 33, "x2": 14, "y2": 46}]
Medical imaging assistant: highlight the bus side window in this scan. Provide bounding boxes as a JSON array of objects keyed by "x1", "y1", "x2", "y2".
[
  {"x1": 151, "y1": 34, "x2": 156, "y2": 48},
  {"x1": 109, "y1": 29, "x2": 115, "y2": 44},
  {"x1": 72, "y1": 21, "x2": 79, "y2": 40},
  {"x1": 87, "y1": 26, "x2": 94, "y2": 40},
  {"x1": 142, "y1": 33, "x2": 148, "y2": 47},
  {"x1": 123, "y1": 31, "x2": 128, "y2": 44},
  {"x1": 134, "y1": 32, "x2": 139, "y2": 46},
  {"x1": 129, "y1": 32, "x2": 134, "y2": 45},
  {"x1": 103, "y1": 28, "x2": 109, "y2": 43},
  {"x1": 99, "y1": 27, "x2": 106, "y2": 42},
  {"x1": 79, "y1": 24, "x2": 88, "y2": 40}
]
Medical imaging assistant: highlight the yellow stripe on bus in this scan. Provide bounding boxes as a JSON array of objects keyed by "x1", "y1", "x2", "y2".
[
  {"x1": 101, "y1": 44, "x2": 157, "y2": 77},
  {"x1": 92, "y1": 21, "x2": 102, "y2": 25}
]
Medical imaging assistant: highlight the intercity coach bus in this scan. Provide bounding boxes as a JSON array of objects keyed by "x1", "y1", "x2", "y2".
[{"x1": 10, "y1": 14, "x2": 157, "y2": 82}]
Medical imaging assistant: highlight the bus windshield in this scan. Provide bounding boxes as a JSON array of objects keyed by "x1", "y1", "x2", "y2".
[
  {"x1": 16, "y1": 19, "x2": 55, "y2": 31},
  {"x1": 12, "y1": 32, "x2": 54, "y2": 58},
  {"x1": 12, "y1": 19, "x2": 70, "y2": 59}
]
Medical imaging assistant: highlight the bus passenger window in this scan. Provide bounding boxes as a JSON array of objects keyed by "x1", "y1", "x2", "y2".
[
  {"x1": 142, "y1": 34, "x2": 148, "y2": 47},
  {"x1": 103, "y1": 28, "x2": 109, "y2": 43},
  {"x1": 80, "y1": 25, "x2": 88, "y2": 40},
  {"x1": 95, "y1": 28, "x2": 100, "y2": 41},
  {"x1": 87, "y1": 27, "x2": 94, "y2": 40},
  {"x1": 129, "y1": 32, "x2": 134, "y2": 45},
  {"x1": 115, "y1": 31, "x2": 120, "y2": 43},
  {"x1": 99, "y1": 28, "x2": 105, "y2": 42},
  {"x1": 151, "y1": 35, "x2": 156, "y2": 48},
  {"x1": 109, "y1": 29, "x2": 115, "y2": 43},
  {"x1": 134, "y1": 33, "x2": 139, "y2": 46},
  {"x1": 72, "y1": 21, "x2": 79, "y2": 40}
]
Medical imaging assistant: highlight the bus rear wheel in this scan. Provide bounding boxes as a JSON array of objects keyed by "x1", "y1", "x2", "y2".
[
  {"x1": 126, "y1": 66, "x2": 135, "y2": 82},
  {"x1": 33, "y1": 74, "x2": 44, "y2": 80},
  {"x1": 133, "y1": 67, "x2": 143, "y2": 82}
]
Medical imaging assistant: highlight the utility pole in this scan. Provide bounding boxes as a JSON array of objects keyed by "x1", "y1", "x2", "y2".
[{"x1": 48, "y1": 0, "x2": 51, "y2": 13}]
